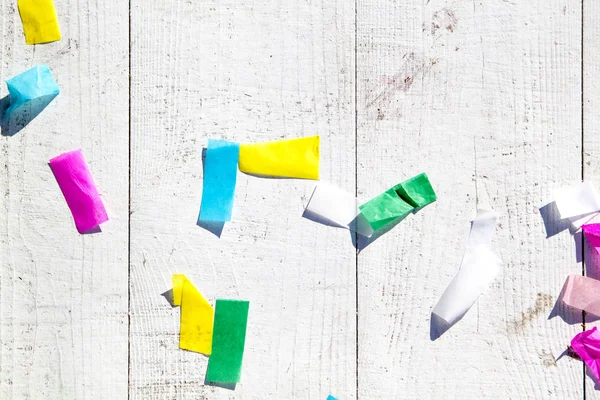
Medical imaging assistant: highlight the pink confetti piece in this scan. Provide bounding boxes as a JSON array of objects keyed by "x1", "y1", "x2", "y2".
[
  {"x1": 49, "y1": 149, "x2": 108, "y2": 233},
  {"x1": 571, "y1": 326, "x2": 600, "y2": 383},
  {"x1": 562, "y1": 275, "x2": 600, "y2": 317}
]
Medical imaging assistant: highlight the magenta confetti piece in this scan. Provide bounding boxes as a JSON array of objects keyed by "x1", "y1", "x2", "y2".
[
  {"x1": 49, "y1": 149, "x2": 108, "y2": 233},
  {"x1": 583, "y1": 223, "x2": 600, "y2": 255},
  {"x1": 571, "y1": 326, "x2": 600, "y2": 383}
]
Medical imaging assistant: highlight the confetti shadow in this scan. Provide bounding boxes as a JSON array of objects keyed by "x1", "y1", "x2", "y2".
[
  {"x1": 203, "y1": 380, "x2": 236, "y2": 391},
  {"x1": 1, "y1": 94, "x2": 58, "y2": 137},
  {"x1": 539, "y1": 201, "x2": 572, "y2": 238},
  {"x1": 160, "y1": 289, "x2": 176, "y2": 308},
  {"x1": 351, "y1": 213, "x2": 410, "y2": 252},
  {"x1": 429, "y1": 312, "x2": 453, "y2": 341}
]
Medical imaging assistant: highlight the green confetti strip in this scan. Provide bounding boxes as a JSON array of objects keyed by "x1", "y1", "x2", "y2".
[
  {"x1": 394, "y1": 173, "x2": 437, "y2": 209},
  {"x1": 359, "y1": 173, "x2": 436, "y2": 231},
  {"x1": 205, "y1": 299, "x2": 250, "y2": 384},
  {"x1": 359, "y1": 187, "x2": 414, "y2": 231}
]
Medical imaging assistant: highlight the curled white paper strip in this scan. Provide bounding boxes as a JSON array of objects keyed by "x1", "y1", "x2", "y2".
[
  {"x1": 432, "y1": 209, "x2": 502, "y2": 326},
  {"x1": 554, "y1": 182, "x2": 600, "y2": 220},
  {"x1": 305, "y1": 182, "x2": 374, "y2": 237}
]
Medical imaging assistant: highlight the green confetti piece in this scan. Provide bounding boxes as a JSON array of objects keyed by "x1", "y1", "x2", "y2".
[
  {"x1": 206, "y1": 299, "x2": 249, "y2": 384},
  {"x1": 394, "y1": 173, "x2": 437, "y2": 209},
  {"x1": 359, "y1": 173, "x2": 436, "y2": 231},
  {"x1": 359, "y1": 186, "x2": 414, "y2": 231}
]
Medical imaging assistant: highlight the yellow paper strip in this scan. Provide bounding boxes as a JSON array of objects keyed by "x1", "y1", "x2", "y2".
[
  {"x1": 18, "y1": 0, "x2": 61, "y2": 45},
  {"x1": 238, "y1": 136, "x2": 320, "y2": 179},
  {"x1": 172, "y1": 274, "x2": 214, "y2": 355}
]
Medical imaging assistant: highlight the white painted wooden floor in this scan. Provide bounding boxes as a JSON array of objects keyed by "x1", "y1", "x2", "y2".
[{"x1": 0, "y1": 0, "x2": 598, "y2": 399}]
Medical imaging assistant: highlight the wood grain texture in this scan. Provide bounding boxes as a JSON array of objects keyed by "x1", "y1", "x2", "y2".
[
  {"x1": 357, "y1": 0, "x2": 584, "y2": 398},
  {"x1": 0, "y1": 0, "x2": 594, "y2": 398},
  {"x1": 0, "y1": 1, "x2": 129, "y2": 399},
  {"x1": 584, "y1": 0, "x2": 600, "y2": 397},
  {"x1": 129, "y1": 1, "x2": 356, "y2": 398}
]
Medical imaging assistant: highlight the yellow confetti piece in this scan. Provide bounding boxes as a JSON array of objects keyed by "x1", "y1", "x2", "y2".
[
  {"x1": 172, "y1": 274, "x2": 214, "y2": 355},
  {"x1": 238, "y1": 136, "x2": 320, "y2": 180},
  {"x1": 18, "y1": 0, "x2": 61, "y2": 45}
]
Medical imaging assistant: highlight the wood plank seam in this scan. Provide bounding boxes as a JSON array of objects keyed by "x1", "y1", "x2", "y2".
[
  {"x1": 354, "y1": 1, "x2": 359, "y2": 400},
  {"x1": 128, "y1": 0, "x2": 133, "y2": 398},
  {"x1": 582, "y1": 1, "x2": 587, "y2": 398}
]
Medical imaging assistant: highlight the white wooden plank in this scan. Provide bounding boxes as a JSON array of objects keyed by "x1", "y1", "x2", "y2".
[
  {"x1": 129, "y1": 1, "x2": 356, "y2": 398},
  {"x1": 583, "y1": 0, "x2": 600, "y2": 396},
  {"x1": 0, "y1": 1, "x2": 129, "y2": 399},
  {"x1": 357, "y1": 0, "x2": 584, "y2": 398}
]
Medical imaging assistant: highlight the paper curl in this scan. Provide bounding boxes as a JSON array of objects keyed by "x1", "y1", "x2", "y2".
[
  {"x1": 432, "y1": 209, "x2": 501, "y2": 326},
  {"x1": 172, "y1": 274, "x2": 214, "y2": 355}
]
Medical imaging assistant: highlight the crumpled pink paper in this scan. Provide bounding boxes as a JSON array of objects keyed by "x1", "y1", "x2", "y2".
[
  {"x1": 49, "y1": 149, "x2": 108, "y2": 233},
  {"x1": 583, "y1": 223, "x2": 600, "y2": 255},
  {"x1": 571, "y1": 326, "x2": 600, "y2": 382},
  {"x1": 562, "y1": 275, "x2": 600, "y2": 317}
]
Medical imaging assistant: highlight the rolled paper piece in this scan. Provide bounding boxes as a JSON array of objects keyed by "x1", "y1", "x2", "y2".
[
  {"x1": 206, "y1": 299, "x2": 250, "y2": 383},
  {"x1": 359, "y1": 186, "x2": 414, "y2": 232},
  {"x1": 2, "y1": 65, "x2": 60, "y2": 122},
  {"x1": 432, "y1": 209, "x2": 501, "y2": 325},
  {"x1": 394, "y1": 173, "x2": 437, "y2": 209},
  {"x1": 359, "y1": 173, "x2": 437, "y2": 232},
  {"x1": 172, "y1": 274, "x2": 214, "y2": 355},
  {"x1": 570, "y1": 326, "x2": 600, "y2": 383},
  {"x1": 18, "y1": 0, "x2": 61, "y2": 44},
  {"x1": 49, "y1": 149, "x2": 108, "y2": 233},
  {"x1": 554, "y1": 182, "x2": 600, "y2": 219},
  {"x1": 582, "y1": 224, "x2": 600, "y2": 255},
  {"x1": 327, "y1": 396, "x2": 339, "y2": 400},
  {"x1": 238, "y1": 136, "x2": 319, "y2": 179},
  {"x1": 561, "y1": 275, "x2": 600, "y2": 317},
  {"x1": 198, "y1": 139, "x2": 240, "y2": 222},
  {"x1": 305, "y1": 182, "x2": 373, "y2": 237}
]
